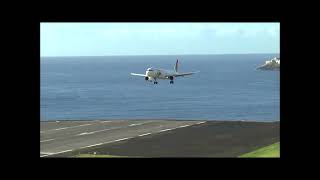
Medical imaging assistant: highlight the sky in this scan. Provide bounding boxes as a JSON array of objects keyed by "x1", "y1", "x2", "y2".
[{"x1": 40, "y1": 23, "x2": 280, "y2": 57}]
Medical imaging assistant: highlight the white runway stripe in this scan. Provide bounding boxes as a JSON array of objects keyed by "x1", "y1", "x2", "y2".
[
  {"x1": 75, "y1": 127, "x2": 119, "y2": 136},
  {"x1": 83, "y1": 143, "x2": 103, "y2": 148},
  {"x1": 41, "y1": 152, "x2": 54, "y2": 155},
  {"x1": 129, "y1": 123, "x2": 143, "y2": 126},
  {"x1": 41, "y1": 149, "x2": 73, "y2": 157},
  {"x1": 40, "y1": 139, "x2": 55, "y2": 143},
  {"x1": 100, "y1": 121, "x2": 111, "y2": 123},
  {"x1": 159, "y1": 128, "x2": 172, "y2": 132},
  {"x1": 41, "y1": 123, "x2": 92, "y2": 133},
  {"x1": 113, "y1": 137, "x2": 132, "y2": 142},
  {"x1": 195, "y1": 121, "x2": 206, "y2": 125},
  {"x1": 138, "y1": 133, "x2": 152, "y2": 137},
  {"x1": 178, "y1": 124, "x2": 191, "y2": 128}
]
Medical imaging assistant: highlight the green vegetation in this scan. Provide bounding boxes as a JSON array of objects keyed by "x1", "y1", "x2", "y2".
[{"x1": 239, "y1": 142, "x2": 280, "y2": 158}]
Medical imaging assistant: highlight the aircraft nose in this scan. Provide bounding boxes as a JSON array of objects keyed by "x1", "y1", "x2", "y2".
[{"x1": 146, "y1": 70, "x2": 153, "y2": 77}]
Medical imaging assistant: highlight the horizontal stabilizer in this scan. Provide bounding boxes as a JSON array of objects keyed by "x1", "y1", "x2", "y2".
[{"x1": 173, "y1": 71, "x2": 200, "y2": 77}]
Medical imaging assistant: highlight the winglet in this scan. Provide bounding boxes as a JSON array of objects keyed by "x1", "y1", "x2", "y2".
[{"x1": 174, "y1": 59, "x2": 178, "y2": 72}]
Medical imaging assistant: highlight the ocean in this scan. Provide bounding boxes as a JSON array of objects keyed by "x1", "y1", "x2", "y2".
[{"x1": 40, "y1": 54, "x2": 280, "y2": 121}]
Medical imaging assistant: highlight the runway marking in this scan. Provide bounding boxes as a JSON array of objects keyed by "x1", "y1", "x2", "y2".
[
  {"x1": 195, "y1": 121, "x2": 206, "y2": 125},
  {"x1": 159, "y1": 128, "x2": 172, "y2": 132},
  {"x1": 40, "y1": 122, "x2": 201, "y2": 157},
  {"x1": 77, "y1": 132, "x2": 91, "y2": 136},
  {"x1": 83, "y1": 143, "x2": 103, "y2": 148},
  {"x1": 41, "y1": 152, "x2": 54, "y2": 155},
  {"x1": 138, "y1": 133, "x2": 152, "y2": 137},
  {"x1": 40, "y1": 149, "x2": 73, "y2": 157},
  {"x1": 42, "y1": 136, "x2": 134, "y2": 157},
  {"x1": 113, "y1": 137, "x2": 132, "y2": 142},
  {"x1": 40, "y1": 139, "x2": 55, "y2": 143},
  {"x1": 54, "y1": 124, "x2": 92, "y2": 130},
  {"x1": 40, "y1": 121, "x2": 206, "y2": 157},
  {"x1": 41, "y1": 123, "x2": 93, "y2": 133},
  {"x1": 75, "y1": 121, "x2": 154, "y2": 136},
  {"x1": 178, "y1": 124, "x2": 191, "y2": 128},
  {"x1": 79, "y1": 137, "x2": 133, "y2": 150},
  {"x1": 129, "y1": 121, "x2": 153, "y2": 127},
  {"x1": 100, "y1": 121, "x2": 111, "y2": 123},
  {"x1": 75, "y1": 127, "x2": 119, "y2": 136},
  {"x1": 129, "y1": 123, "x2": 143, "y2": 126}
]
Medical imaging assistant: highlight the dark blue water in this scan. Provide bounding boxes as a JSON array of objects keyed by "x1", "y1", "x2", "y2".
[{"x1": 40, "y1": 54, "x2": 279, "y2": 121}]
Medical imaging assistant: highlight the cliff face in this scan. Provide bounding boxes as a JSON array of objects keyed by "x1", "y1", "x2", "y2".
[
  {"x1": 257, "y1": 58, "x2": 280, "y2": 70},
  {"x1": 257, "y1": 63, "x2": 280, "y2": 70}
]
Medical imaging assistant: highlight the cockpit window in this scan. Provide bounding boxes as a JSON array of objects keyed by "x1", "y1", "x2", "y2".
[{"x1": 147, "y1": 68, "x2": 154, "y2": 71}]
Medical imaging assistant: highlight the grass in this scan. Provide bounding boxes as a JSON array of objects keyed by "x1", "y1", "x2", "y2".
[{"x1": 239, "y1": 142, "x2": 280, "y2": 157}]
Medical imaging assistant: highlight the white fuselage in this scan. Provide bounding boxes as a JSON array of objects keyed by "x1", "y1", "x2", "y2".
[{"x1": 146, "y1": 68, "x2": 176, "y2": 80}]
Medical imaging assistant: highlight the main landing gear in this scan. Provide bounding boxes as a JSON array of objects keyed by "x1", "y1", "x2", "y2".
[
  {"x1": 169, "y1": 76, "x2": 174, "y2": 84},
  {"x1": 154, "y1": 81, "x2": 158, "y2": 84}
]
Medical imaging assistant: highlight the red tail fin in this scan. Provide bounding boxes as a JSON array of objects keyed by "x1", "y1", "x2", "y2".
[{"x1": 174, "y1": 59, "x2": 178, "y2": 72}]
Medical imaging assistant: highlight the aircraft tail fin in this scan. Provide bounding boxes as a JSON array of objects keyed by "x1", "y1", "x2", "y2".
[{"x1": 174, "y1": 59, "x2": 178, "y2": 72}]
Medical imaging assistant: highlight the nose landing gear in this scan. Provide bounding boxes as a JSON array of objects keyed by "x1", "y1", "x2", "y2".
[{"x1": 170, "y1": 81, "x2": 174, "y2": 84}]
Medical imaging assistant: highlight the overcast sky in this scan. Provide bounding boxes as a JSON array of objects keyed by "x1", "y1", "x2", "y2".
[{"x1": 40, "y1": 23, "x2": 280, "y2": 57}]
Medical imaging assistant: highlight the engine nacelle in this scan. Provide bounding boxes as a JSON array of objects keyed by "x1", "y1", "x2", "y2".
[
  {"x1": 145, "y1": 77, "x2": 149, "y2": 81},
  {"x1": 169, "y1": 76, "x2": 174, "y2": 80}
]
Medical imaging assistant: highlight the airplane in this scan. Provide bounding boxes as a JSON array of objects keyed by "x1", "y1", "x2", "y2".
[{"x1": 130, "y1": 59, "x2": 199, "y2": 84}]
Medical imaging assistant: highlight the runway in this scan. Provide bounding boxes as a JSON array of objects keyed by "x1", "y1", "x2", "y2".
[{"x1": 40, "y1": 120, "x2": 204, "y2": 157}]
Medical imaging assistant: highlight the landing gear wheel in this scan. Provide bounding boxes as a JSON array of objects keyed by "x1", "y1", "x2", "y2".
[
  {"x1": 154, "y1": 81, "x2": 158, "y2": 84},
  {"x1": 170, "y1": 81, "x2": 174, "y2": 84}
]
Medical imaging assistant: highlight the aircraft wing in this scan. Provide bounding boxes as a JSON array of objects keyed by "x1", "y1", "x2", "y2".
[
  {"x1": 131, "y1": 73, "x2": 147, "y2": 77},
  {"x1": 172, "y1": 71, "x2": 200, "y2": 77}
]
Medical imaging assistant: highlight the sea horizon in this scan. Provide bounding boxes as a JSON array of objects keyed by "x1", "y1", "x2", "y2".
[
  {"x1": 40, "y1": 53, "x2": 280, "y2": 58},
  {"x1": 41, "y1": 54, "x2": 280, "y2": 121}
]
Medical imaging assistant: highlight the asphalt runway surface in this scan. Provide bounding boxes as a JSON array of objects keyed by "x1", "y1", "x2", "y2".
[
  {"x1": 41, "y1": 120, "x2": 279, "y2": 157},
  {"x1": 40, "y1": 120, "x2": 204, "y2": 157}
]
